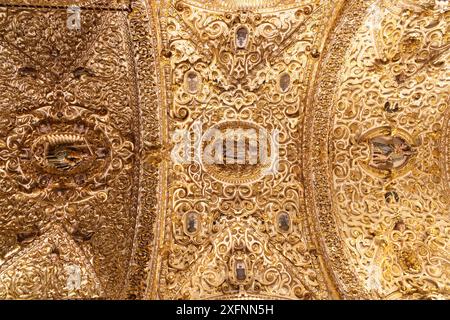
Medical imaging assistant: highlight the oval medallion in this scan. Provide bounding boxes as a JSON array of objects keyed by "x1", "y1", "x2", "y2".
[{"x1": 201, "y1": 121, "x2": 278, "y2": 184}]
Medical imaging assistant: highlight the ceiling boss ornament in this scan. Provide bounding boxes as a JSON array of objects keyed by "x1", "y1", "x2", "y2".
[{"x1": 2, "y1": 104, "x2": 126, "y2": 205}]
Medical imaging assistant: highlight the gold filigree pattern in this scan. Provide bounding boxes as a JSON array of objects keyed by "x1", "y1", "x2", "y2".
[
  {"x1": 0, "y1": 0, "x2": 161, "y2": 299},
  {"x1": 0, "y1": 0, "x2": 448, "y2": 300},
  {"x1": 0, "y1": 225, "x2": 103, "y2": 299},
  {"x1": 146, "y1": 0, "x2": 345, "y2": 300},
  {"x1": 182, "y1": 0, "x2": 305, "y2": 11},
  {"x1": 327, "y1": 0, "x2": 449, "y2": 299}
]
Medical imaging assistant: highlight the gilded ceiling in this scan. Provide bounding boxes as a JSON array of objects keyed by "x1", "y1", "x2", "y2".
[{"x1": 0, "y1": 0, "x2": 448, "y2": 300}]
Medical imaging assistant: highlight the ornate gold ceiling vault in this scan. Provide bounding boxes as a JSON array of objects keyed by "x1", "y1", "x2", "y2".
[
  {"x1": 0, "y1": 0, "x2": 448, "y2": 300},
  {"x1": 0, "y1": 0, "x2": 161, "y2": 299},
  {"x1": 307, "y1": 0, "x2": 449, "y2": 299},
  {"x1": 146, "y1": 0, "x2": 356, "y2": 300}
]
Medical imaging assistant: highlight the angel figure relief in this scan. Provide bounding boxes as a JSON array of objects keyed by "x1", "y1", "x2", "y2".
[{"x1": 370, "y1": 136, "x2": 415, "y2": 171}]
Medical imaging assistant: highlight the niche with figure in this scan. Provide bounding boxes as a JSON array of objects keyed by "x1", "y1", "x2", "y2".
[
  {"x1": 184, "y1": 211, "x2": 200, "y2": 235},
  {"x1": 235, "y1": 26, "x2": 249, "y2": 49},
  {"x1": 235, "y1": 260, "x2": 247, "y2": 281},
  {"x1": 184, "y1": 70, "x2": 201, "y2": 94},
  {"x1": 276, "y1": 211, "x2": 291, "y2": 233},
  {"x1": 370, "y1": 136, "x2": 414, "y2": 171}
]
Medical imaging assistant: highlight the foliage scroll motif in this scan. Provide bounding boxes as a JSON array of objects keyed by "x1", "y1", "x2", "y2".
[
  {"x1": 0, "y1": 1, "x2": 161, "y2": 299},
  {"x1": 329, "y1": 0, "x2": 449, "y2": 299},
  {"x1": 154, "y1": 0, "x2": 338, "y2": 300}
]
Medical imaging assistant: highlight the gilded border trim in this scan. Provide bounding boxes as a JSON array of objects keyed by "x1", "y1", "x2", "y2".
[
  {"x1": 122, "y1": 0, "x2": 162, "y2": 299},
  {"x1": 303, "y1": 0, "x2": 374, "y2": 299}
]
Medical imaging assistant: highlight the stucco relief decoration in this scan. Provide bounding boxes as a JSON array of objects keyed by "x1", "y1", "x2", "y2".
[{"x1": 0, "y1": 0, "x2": 447, "y2": 300}]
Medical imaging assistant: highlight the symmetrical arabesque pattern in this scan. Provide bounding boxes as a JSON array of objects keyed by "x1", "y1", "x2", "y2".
[
  {"x1": 0, "y1": 0, "x2": 161, "y2": 299},
  {"x1": 329, "y1": 0, "x2": 449, "y2": 299},
  {"x1": 306, "y1": 0, "x2": 449, "y2": 300},
  {"x1": 0, "y1": 0, "x2": 448, "y2": 300},
  {"x1": 151, "y1": 0, "x2": 341, "y2": 300}
]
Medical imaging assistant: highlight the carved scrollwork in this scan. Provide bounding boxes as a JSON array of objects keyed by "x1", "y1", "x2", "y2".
[
  {"x1": 326, "y1": 0, "x2": 449, "y2": 299},
  {"x1": 153, "y1": 0, "x2": 338, "y2": 300},
  {"x1": 0, "y1": 0, "x2": 448, "y2": 300},
  {"x1": 0, "y1": 105, "x2": 134, "y2": 205},
  {"x1": 0, "y1": 1, "x2": 159, "y2": 299}
]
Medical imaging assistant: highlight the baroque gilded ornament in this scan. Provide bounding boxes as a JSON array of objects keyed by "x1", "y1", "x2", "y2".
[{"x1": 0, "y1": 0, "x2": 448, "y2": 300}]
